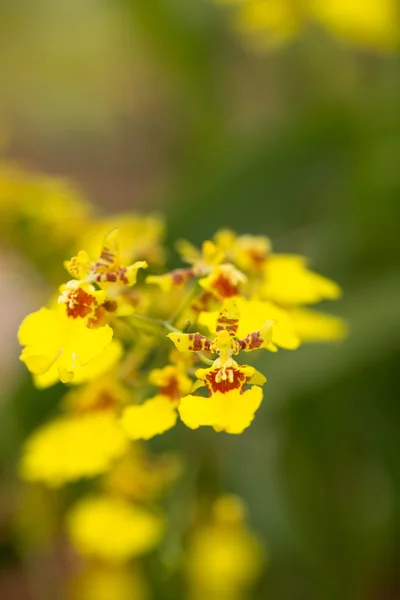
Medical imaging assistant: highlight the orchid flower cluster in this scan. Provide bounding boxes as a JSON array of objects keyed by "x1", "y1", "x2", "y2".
[
  {"x1": 19, "y1": 225, "x2": 346, "y2": 444},
  {"x1": 13, "y1": 181, "x2": 345, "y2": 585}
]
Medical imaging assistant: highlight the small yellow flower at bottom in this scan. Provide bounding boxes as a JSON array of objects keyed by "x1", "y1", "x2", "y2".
[
  {"x1": 121, "y1": 395, "x2": 178, "y2": 440},
  {"x1": 179, "y1": 386, "x2": 263, "y2": 434},
  {"x1": 67, "y1": 495, "x2": 162, "y2": 562},
  {"x1": 20, "y1": 412, "x2": 129, "y2": 487},
  {"x1": 187, "y1": 494, "x2": 264, "y2": 600}
]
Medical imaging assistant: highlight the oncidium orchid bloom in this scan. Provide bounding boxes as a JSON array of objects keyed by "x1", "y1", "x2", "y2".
[{"x1": 168, "y1": 299, "x2": 273, "y2": 433}]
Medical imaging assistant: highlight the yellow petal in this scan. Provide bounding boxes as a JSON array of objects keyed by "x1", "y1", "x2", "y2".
[
  {"x1": 167, "y1": 331, "x2": 210, "y2": 353},
  {"x1": 126, "y1": 261, "x2": 148, "y2": 285},
  {"x1": 18, "y1": 308, "x2": 62, "y2": 372},
  {"x1": 67, "y1": 495, "x2": 162, "y2": 562},
  {"x1": 288, "y1": 308, "x2": 348, "y2": 342},
  {"x1": 263, "y1": 254, "x2": 342, "y2": 305},
  {"x1": 18, "y1": 307, "x2": 114, "y2": 383},
  {"x1": 146, "y1": 273, "x2": 174, "y2": 292},
  {"x1": 33, "y1": 340, "x2": 123, "y2": 390},
  {"x1": 121, "y1": 396, "x2": 178, "y2": 440},
  {"x1": 178, "y1": 386, "x2": 263, "y2": 434}
]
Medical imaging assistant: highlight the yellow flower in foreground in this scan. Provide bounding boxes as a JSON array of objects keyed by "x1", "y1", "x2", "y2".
[
  {"x1": 67, "y1": 496, "x2": 162, "y2": 562},
  {"x1": 20, "y1": 413, "x2": 128, "y2": 486},
  {"x1": 18, "y1": 307, "x2": 113, "y2": 384},
  {"x1": 33, "y1": 339, "x2": 122, "y2": 389},
  {"x1": 262, "y1": 254, "x2": 342, "y2": 306},
  {"x1": 169, "y1": 299, "x2": 272, "y2": 433},
  {"x1": 179, "y1": 386, "x2": 263, "y2": 434}
]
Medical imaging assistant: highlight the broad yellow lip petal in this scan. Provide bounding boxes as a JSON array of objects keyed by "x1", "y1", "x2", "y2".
[
  {"x1": 179, "y1": 386, "x2": 263, "y2": 434},
  {"x1": 18, "y1": 307, "x2": 114, "y2": 386}
]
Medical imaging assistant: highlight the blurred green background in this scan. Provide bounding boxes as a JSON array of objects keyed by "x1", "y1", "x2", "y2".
[{"x1": 0, "y1": 1, "x2": 399, "y2": 599}]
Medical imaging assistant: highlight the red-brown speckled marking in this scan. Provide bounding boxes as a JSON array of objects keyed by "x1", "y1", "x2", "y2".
[
  {"x1": 205, "y1": 367, "x2": 246, "y2": 394},
  {"x1": 239, "y1": 331, "x2": 263, "y2": 350},
  {"x1": 99, "y1": 249, "x2": 115, "y2": 264},
  {"x1": 95, "y1": 266, "x2": 129, "y2": 285},
  {"x1": 66, "y1": 288, "x2": 96, "y2": 319},
  {"x1": 171, "y1": 268, "x2": 196, "y2": 286},
  {"x1": 216, "y1": 316, "x2": 239, "y2": 335},
  {"x1": 187, "y1": 333, "x2": 210, "y2": 352},
  {"x1": 212, "y1": 274, "x2": 238, "y2": 298},
  {"x1": 159, "y1": 375, "x2": 181, "y2": 400},
  {"x1": 103, "y1": 300, "x2": 118, "y2": 312}
]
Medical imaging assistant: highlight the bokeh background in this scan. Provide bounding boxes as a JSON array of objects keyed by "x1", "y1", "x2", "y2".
[{"x1": 1, "y1": 1, "x2": 399, "y2": 599}]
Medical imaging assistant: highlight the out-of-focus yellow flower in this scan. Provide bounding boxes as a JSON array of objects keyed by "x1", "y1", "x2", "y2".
[
  {"x1": 63, "y1": 367, "x2": 130, "y2": 414},
  {"x1": 214, "y1": 229, "x2": 271, "y2": 274},
  {"x1": 169, "y1": 299, "x2": 272, "y2": 433},
  {"x1": 104, "y1": 447, "x2": 181, "y2": 502},
  {"x1": 199, "y1": 264, "x2": 247, "y2": 300},
  {"x1": 18, "y1": 307, "x2": 113, "y2": 384},
  {"x1": 81, "y1": 213, "x2": 165, "y2": 266},
  {"x1": 187, "y1": 495, "x2": 264, "y2": 600},
  {"x1": 262, "y1": 254, "x2": 342, "y2": 305},
  {"x1": 67, "y1": 495, "x2": 162, "y2": 562},
  {"x1": 65, "y1": 229, "x2": 147, "y2": 287},
  {"x1": 148, "y1": 363, "x2": 193, "y2": 398},
  {"x1": 68, "y1": 564, "x2": 149, "y2": 600},
  {"x1": 215, "y1": 0, "x2": 400, "y2": 52},
  {"x1": 20, "y1": 413, "x2": 129, "y2": 486},
  {"x1": 287, "y1": 307, "x2": 348, "y2": 342},
  {"x1": 309, "y1": 0, "x2": 400, "y2": 51},
  {"x1": 233, "y1": 0, "x2": 303, "y2": 46},
  {"x1": 176, "y1": 238, "x2": 226, "y2": 268},
  {"x1": 147, "y1": 239, "x2": 238, "y2": 298},
  {"x1": 121, "y1": 362, "x2": 193, "y2": 440},
  {"x1": 0, "y1": 162, "x2": 91, "y2": 254}
]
